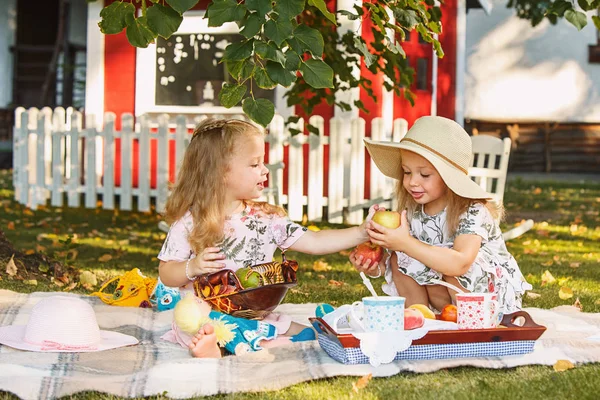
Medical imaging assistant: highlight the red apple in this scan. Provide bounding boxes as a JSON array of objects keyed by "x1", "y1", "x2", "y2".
[
  {"x1": 372, "y1": 210, "x2": 401, "y2": 229},
  {"x1": 354, "y1": 242, "x2": 384, "y2": 265},
  {"x1": 404, "y1": 308, "x2": 425, "y2": 330}
]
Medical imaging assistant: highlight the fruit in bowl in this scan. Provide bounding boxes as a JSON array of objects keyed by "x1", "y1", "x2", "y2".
[
  {"x1": 354, "y1": 242, "x2": 384, "y2": 265},
  {"x1": 194, "y1": 257, "x2": 298, "y2": 319},
  {"x1": 372, "y1": 210, "x2": 401, "y2": 229}
]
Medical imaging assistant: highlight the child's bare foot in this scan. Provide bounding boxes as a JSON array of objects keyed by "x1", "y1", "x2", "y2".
[{"x1": 188, "y1": 324, "x2": 221, "y2": 358}]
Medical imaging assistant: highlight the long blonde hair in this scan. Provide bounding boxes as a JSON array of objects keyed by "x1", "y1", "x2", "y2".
[
  {"x1": 164, "y1": 118, "x2": 284, "y2": 255},
  {"x1": 394, "y1": 170, "x2": 504, "y2": 238}
]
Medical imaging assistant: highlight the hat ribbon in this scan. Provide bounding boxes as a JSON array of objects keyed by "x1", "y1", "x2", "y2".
[
  {"x1": 40, "y1": 340, "x2": 98, "y2": 351},
  {"x1": 401, "y1": 138, "x2": 468, "y2": 175}
]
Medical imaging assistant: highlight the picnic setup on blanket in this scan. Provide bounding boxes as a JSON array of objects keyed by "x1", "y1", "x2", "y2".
[{"x1": 2, "y1": 289, "x2": 600, "y2": 399}]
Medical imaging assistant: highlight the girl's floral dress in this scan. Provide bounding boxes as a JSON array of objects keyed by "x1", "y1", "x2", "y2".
[
  {"x1": 382, "y1": 202, "x2": 532, "y2": 313},
  {"x1": 157, "y1": 203, "x2": 307, "y2": 341}
]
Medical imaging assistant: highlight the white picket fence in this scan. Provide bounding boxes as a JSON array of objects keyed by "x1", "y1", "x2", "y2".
[{"x1": 12, "y1": 107, "x2": 408, "y2": 224}]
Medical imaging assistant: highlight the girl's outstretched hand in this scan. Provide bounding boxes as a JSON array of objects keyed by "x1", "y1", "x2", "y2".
[
  {"x1": 191, "y1": 247, "x2": 226, "y2": 276},
  {"x1": 367, "y1": 210, "x2": 411, "y2": 252},
  {"x1": 349, "y1": 248, "x2": 382, "y2": 277},
  {"x1": 359, "y1": 204, "x2": 386, "y2": 239}
]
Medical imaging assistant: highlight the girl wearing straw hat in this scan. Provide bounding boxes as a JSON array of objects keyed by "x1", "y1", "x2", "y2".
[{"x1": 350, "y1": 116, "x2": 531, "y2": 314}]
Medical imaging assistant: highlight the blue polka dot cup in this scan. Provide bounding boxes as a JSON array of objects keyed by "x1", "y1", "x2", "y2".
[{"x1": 350, "y1": 296, "x2": 406, "y2": 332}]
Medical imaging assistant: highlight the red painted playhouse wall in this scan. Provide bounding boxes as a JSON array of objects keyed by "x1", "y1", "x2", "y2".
[{"x1": 103, "y1": 0, "x2": 456, "y2": 199}]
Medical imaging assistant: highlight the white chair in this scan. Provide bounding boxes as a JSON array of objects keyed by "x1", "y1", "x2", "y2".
[{"x1": 469, "y1": 135, "x2": 534, "y2": 241}]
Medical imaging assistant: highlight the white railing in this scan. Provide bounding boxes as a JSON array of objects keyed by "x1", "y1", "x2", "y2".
[{"x1": 12, "y1": 107, "x2": 408, "y2": 224}]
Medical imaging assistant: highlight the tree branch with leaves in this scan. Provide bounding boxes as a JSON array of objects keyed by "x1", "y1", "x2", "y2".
[{"x1": 96, "y1": 0, "x2": 597, "y2": 127}]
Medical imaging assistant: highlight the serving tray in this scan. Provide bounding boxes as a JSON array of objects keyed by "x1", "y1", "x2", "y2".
[{"x1": 309, "y1": 311, "x2": 547, "y2": 364}]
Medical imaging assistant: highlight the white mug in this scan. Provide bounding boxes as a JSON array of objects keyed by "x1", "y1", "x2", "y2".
[
  {"x1": 350, "y1": 296, "x2": 405, "y2": 333},
  {"x1": 456, "y1": 293, "x2": 500, "y2": 329}
]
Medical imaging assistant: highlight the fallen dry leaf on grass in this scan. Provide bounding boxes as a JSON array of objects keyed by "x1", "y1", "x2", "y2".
[
  {"x1": 313, "y1": 260, "x2": 332, "y2": 272},
  {"x1": 5, "y1": 254, "x2": 17, "y2": 277},
  {"x1": 6, "y1": 221, "x2": 15, "y2": 230},
  {"x1": 558, "y1": 287, "x2": 574, "y2": 300},
  {"x1": 352, "y1": 373, "x2": 372, "y2": 393},
  {"x1": 526, "y1": 292, "x2": 541, "y2": 299},
  {"x1": 553, "y1": 360, "x2": 575, "y2": 372},
  {"x1": 98, "y1": 254, "x2": 113, "y2": 262},
  {"x1": 328, "y1": 279, "x2": 345, "y2": 287},
  {"x1": 569, "y1": 262, "x2": 580, "y2": 269},
  {"x1": 80, "y1": 271, "x2": 98, "y2": 286},
  {"x1": 541, "y1": 270, "x2": 556, "y2": 286}
]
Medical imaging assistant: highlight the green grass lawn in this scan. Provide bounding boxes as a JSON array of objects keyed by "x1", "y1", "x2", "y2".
[{"x1": 1, "y1": 169, "x2": 600, "y2": 399}]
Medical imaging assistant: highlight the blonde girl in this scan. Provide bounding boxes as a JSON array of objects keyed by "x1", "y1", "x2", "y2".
[
  {"x1": 350, "y1": 116, "x2": 531, "y2": 314},
  {"x1": 158, "y1": 118, "x2": 375, "y2": 355}
]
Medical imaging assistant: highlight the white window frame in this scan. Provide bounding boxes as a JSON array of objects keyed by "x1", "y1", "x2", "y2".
[{"x1": 135, "y1": 11, "x2": 291, "y2": 117}]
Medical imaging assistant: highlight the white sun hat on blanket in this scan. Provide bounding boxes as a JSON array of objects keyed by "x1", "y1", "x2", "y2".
[{"x1": 0, "y1": 295, "x2": 139, "y2": 352}]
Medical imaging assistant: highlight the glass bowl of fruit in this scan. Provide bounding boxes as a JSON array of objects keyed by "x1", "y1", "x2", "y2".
[{"x1": 193, "y1": 256, "x2": 298, "y2": 319}]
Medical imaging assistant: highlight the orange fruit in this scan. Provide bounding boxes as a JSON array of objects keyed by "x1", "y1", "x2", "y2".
[{"x1": 440, "y1": 304, "x2": 458, "y2": 322}]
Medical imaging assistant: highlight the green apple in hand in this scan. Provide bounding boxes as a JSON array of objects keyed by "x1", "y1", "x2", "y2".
[{"x1": 372, "y1": 210, "x2": 401, "y2": 229}]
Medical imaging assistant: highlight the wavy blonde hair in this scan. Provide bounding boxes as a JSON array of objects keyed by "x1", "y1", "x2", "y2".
[
  {"x1": 164, "y1": 118, "x2": 284, "y2": 255},
  {"x1": 394, "y1": 169, "x2": 504, "y2": 238}
]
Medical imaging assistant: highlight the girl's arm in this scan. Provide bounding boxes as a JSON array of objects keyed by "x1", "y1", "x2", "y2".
[
  {"x1": 289, "y1": 205, "x2": 382, "y2": 255},
  {"x1": 289, "y1": 225, "x2": 369, "y2": 255},
  {"x1": 158, "y1": 247, "x2": 226, "y2": 287},
  {"x1": 367, "y1": 210, "x2": 481, "y2": 276}
]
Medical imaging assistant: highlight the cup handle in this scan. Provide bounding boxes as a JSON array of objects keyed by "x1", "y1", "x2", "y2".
[
  {"x1": 350, "y1": 301, "x2": 366, "y2": 331},
  {"x1": 490, "y1": 300, "x2": 501, "y2": 327}
]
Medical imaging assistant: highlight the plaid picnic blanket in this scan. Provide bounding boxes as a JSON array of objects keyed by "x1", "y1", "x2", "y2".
[{"x1": 2, "y1": 290, "x2": 600, "y2": 399}]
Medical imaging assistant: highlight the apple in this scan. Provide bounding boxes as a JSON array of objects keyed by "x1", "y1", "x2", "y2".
[
  {"x1": 372, "y1": 210, "x2": 401, "y2": 229},
  {"x1": 235, "y1": 267, "x2": 262, "y2": 289},
  {"x1": 354, "y1": 242, "x2": 384, "y2": 265},
  {"x1": 404, "y1": 308, "x2": 425, "y2": 330}
]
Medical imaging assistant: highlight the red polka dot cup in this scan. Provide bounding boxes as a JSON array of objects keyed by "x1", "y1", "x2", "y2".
[{"x1": 456, "y1": 293, "x2": 500, "y2": 330}]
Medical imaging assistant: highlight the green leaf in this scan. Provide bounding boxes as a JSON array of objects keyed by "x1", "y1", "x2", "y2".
[
  {"x1": 286, "y1": 37, "x2": 303, "y2": 54},
  {"x1": 593, "y1": 15, "x2": 600, "y2": 31},
  {"x1": 246, "y1": 0, "x2": 272, "y2": 16},
  {"x1": 300, "y1": 59, "x2": 333, "y2": 89},
  {"x1": 578, "y1": 0, "x2": 595, "y2": 11},
  {"x1": 224, "y1": 39, "x2": 255, "y2": 61},
  {"x1": 99, "y1": 2, "x2": 135, "y2": 34},
  {"x1": 266, "y1": 61, "x2": 297, "y2": 87},
  {"x1": 565, "y1": 9, "x2": 587, "y2": 31},
  {"x1": 226, "y1": 59, "x2": 255, "y2": 81},
  {"x1": 338, "y1": 10, "x2": 361, "y2": 20},
  {"x1": 393, "y1": 9, "x2": 420, "y2": 30},
  {"x1": 255, "y1": 41, "x2": 286, "y2": 65},
  {"x1": 254, "y1": 67, "x2": 277, "y2": 89},
  {"x1": 242, "y1": 98, "x2": 275, "y2": 127},
  {"x1": 146, "y1": 4, "x2": 183, "y2": 39},
  {"x1": 308, "y1": 0, "x2": 336, "y2": 24},
  {"x1": 219, "y1": 83, "x2": 247, "y2": 107},
  {"x1": 285, "y1": 49, "x2": 301, "y2": 70},
  {"x1": 125, "y1": 15, "x2": 156, "y2": 48},
  {"x1": 274, "y1": 0, "x2": 305, "y2": 19},
  {"x1": 353, "y1": 37, "x2": 377, "y2": 68},
  {"x1": 387, "y1": 41, "x2": 406, "y2": 58},
  {"x1": 206, "y1": 0, "x2": 246, "y2": 27},
  {"x1": 264, "y1": 19, "x2": 294, "y2": 46},
  {"x1": 240, "y1": 13, "x2": 263, "y2": 38},
  {"x1": 166, "y1": 0, "x2": 199, "y2": 14},
  {"x1": 548, "y1": 0, "x2": 572, "y2": 16},
  {"x1": 294, "y1": 25, "x2": 324, "y2": 56},
  {"x1": 429, "y1": 6, "x2": 442, "y2": 22}
]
